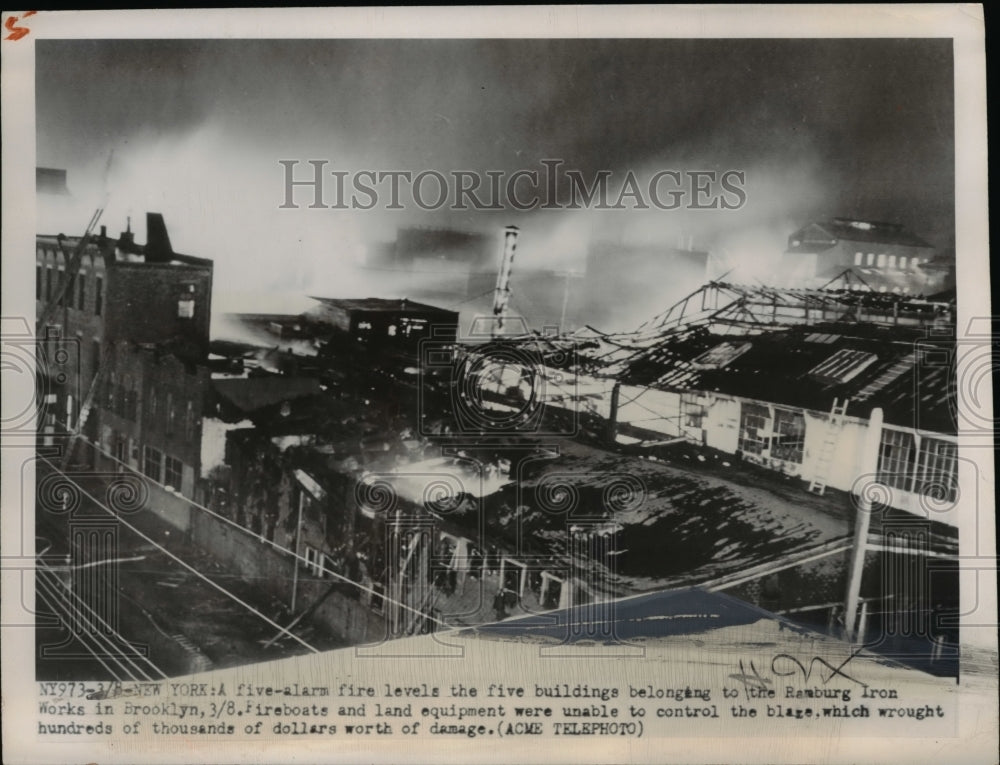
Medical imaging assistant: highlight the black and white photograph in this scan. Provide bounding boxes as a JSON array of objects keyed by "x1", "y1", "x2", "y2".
[{"x1": 1, "y1": 6, "x2": 996, "y2": 764}]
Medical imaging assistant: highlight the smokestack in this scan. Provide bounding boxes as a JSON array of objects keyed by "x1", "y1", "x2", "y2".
[
  {"x1": 117, "y1": 216, "x2": 136, "y2": 252},
  {"x1": 144, "y1": 212, "x2": 174, "y2": 263},
  {"x1": 491, "y1": 226, "x2": 519, "y2": 336}
]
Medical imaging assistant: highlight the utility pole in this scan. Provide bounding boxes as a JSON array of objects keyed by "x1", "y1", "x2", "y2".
[
  {"x1": 290, "y1": 490, "x2": 305, "y2": 612},
  {"x1": 606, "y1": 382, "x2": 622, "y2": 444},
  {"x1": 844, "y1": 407, "x2": 884, "y2": 641}
]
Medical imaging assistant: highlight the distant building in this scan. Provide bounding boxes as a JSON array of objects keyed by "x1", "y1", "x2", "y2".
[
  {"x1": 781, "y1": 218, "x2": 952, "y2": 295},
  {"x1": 305, "y1": 296, "x2": 459, "y2": 345}
]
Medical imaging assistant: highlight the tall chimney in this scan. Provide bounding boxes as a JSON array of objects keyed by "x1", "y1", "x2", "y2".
[
  {"x1": 144, "y1": 212, "x2": 174, "y2": 262},
  {"x1": 491, "y1": 226, "x2": 519, "y2": 336}
]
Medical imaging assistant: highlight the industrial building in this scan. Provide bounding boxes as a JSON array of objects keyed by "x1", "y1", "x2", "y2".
[
  {"x1": 186, "y1": 274, "x2": 958, "y2": 672},
  {"x1": 779, "y1": 217, "x2": 954, "y2": 295},
  {"x1": 34, "y1": 209, "x2": 960, "y2": 679},
  {"x1": 304, "y1": 296, "x2": 460, "y2": 346}
]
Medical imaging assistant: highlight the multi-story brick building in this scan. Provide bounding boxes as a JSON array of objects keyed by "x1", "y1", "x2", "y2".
[{"x1": 35, "y1": 213, "x2": 214, "y2": 501}]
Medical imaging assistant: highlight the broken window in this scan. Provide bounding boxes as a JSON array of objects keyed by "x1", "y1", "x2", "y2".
[
  {"x1": 738, "y1": 402, "x2": 770, "y2": 456},
  {"x1": 878, "y1": 428, "x2": 916, "y2": 492},
  {"x1": 680, "y1": 393, "x2": 707, "y2": 430},
  {"x1": 771, "y1": 408, "x2": 806, "y2": 463},
  {"x1": 809, "y1": 348, "x2": 878, "y2": 384},
  {"x1": 915, "y1": 437, "x2": 958, "y2": 502}
]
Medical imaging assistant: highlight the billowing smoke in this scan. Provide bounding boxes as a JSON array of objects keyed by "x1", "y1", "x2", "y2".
[{"x1": 36, "y1": 38, "x2": 953, "y2": 336}]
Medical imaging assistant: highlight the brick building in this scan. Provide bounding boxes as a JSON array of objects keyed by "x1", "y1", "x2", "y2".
[{"x1": 35, "y1": 213, "x2": 214, "y2": 501}]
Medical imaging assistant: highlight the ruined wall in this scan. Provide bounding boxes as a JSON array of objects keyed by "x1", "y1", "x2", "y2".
[
  {"x1": 515, "y1": 362, "x2": 952, "y2": 511},
  {"x1": 143, "y1": 478, "x2": 193, "y2": 532},
  {"x1": 188, "y1": 507, "x2": 386, "y2": 645}
]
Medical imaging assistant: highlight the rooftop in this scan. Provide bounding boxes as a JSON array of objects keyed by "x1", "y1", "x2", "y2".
[
  {"x1": 574, "y1": 321, "x2": 954, "y2": 432},
  {"x1": 212, "y1": 375, "x2": 323, "y2": 418},
  {"x1": 308, "y1": 296, "x2": 458, "y2": 316},
  {"x1": 36, "y1": 212, "x2": 212, "y2": 269},
  {"x1": 788, "y1": 219, "x2": 934, "y2": 251}
]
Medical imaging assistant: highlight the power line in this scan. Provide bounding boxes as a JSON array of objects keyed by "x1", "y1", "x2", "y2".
[
  {"x1": 51, "y1": 438, "x2": 452, "y2": 630},
  {"x1": 36, "y1": 558, "x2": 169, "y2": 681},
  {"x1": 37, "y1": 454, "x2": 323, "y2": 654}
]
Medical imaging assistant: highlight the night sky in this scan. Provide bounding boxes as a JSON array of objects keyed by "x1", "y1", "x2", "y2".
[{"x1": 35, "y1": 38, "x2": 955, "y2": 309}]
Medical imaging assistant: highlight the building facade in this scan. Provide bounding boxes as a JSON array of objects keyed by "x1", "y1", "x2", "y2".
[
  {"x1": 35, "y1": 213, "x2": 214, "y2": 501},
  {"x1": 780, "y1": 218, "x2": 952, "y2": 295}
]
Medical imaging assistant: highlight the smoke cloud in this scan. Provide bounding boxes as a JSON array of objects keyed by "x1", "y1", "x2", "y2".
[{"x1": 36, "y1": 38, "x2": 954, "y2": 334}]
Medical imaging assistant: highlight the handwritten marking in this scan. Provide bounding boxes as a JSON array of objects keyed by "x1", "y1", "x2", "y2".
[
  {"x1": 771, "y1": 649, "x2": 868, "y2": 689},
  {"x1": 728, "y1": 659, "x2": 772, "y2": 698},
  {"x1": 4, "y1": 10, "x2": 36, "y2": 41},
  {"x1": 730, "y1": 649, "x2": 869, "y2": 701}
]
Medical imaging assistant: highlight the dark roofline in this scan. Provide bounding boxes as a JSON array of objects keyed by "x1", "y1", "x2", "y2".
[
  {"x1": 35, "y1": 233, "x2": 212, "y2": 269},
  {"x1": 830, "y1": 217, "x2": 904, "y2": 230},
  {"x1": 801, "y1": 219, "x2": 935, "y2": 249},
  {"x1": 308, "y1": 296, "x2": 458, "y2": 316}
]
